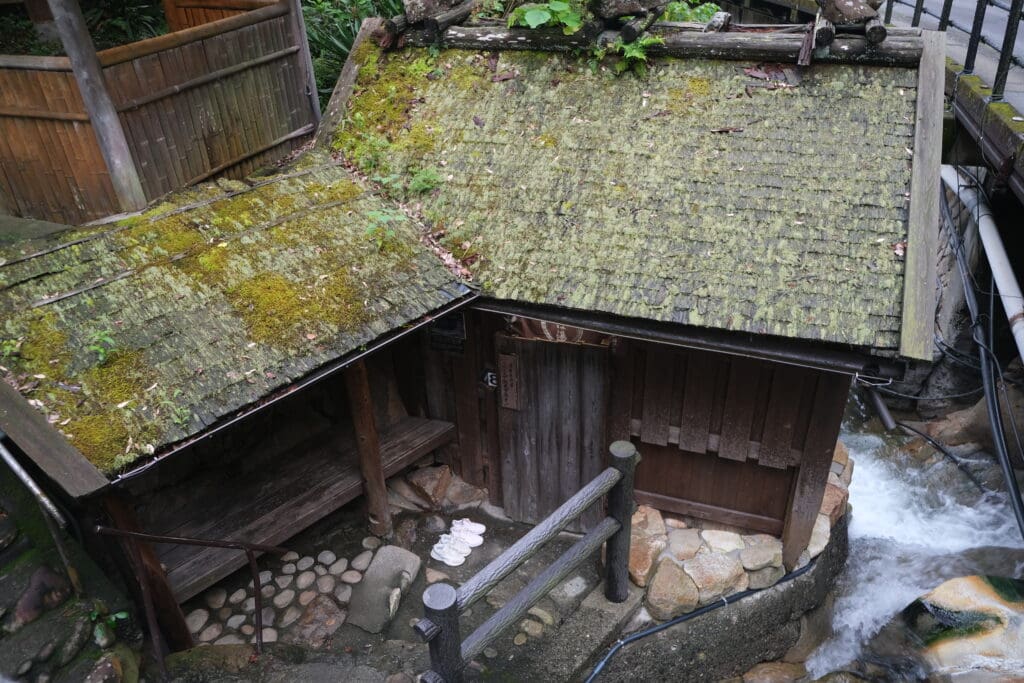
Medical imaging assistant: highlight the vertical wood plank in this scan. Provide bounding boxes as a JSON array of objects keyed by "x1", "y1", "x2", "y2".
[
  {"x1": 606, "y1": 338, "x2": 633, "y2": 443},
  {"x1": 758, "y1": 365, "x2": 809, "y2": 469},
  {"x1": 497, "y1": 334, "x2": 522, "y2": 521},
  {"x1": 640, "y1": 345, "x2": 674, "y2": 446},
  {"x1": 344, "y1": 359, "x2": 393, "y2": 537},
  {"x1": 678, "y1": 352, "x2": 718, "y2": 454},
  {"x1": 535, "y1": 341, "x2": 560, "y2": 523},
  {"x1": 558, "y1": 343, "x2": 581, "y2": 527},
  {"x1": 718, "y1": 357, "x2": 761, "y2": 461},
  {"x1": 453, "y1": 312, "x2": 485, "y2": 487},
  {"x1": 480, "y1": 315, "x2": 504, "y2": 505},
  {"x1": 580, "y1": 343, "x2": 610, "y2": 530}
]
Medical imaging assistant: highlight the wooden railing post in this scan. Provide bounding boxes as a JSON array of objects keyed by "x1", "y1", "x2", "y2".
[
  {"x1": 46, "y1": 0, "x2": 147, "y2": 213},
  {"x1": 343, "y1": 359, "x2": 393, "y2": 538},
  {"x1": 421, "y1": 583, "x2": 463, "y2": 683},
  {"x1": 605, "y1": 440, "x2": 638, "y2": 603}
]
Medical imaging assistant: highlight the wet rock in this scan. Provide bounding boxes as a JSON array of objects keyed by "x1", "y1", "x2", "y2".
[
  {"x1": 352, "y1": 550, "x2": 373, "y2": 571},
  {"x1": 628, "y1": 530, "x2": 666, "y2": 587},
  {"x1": 281, "y1": 551, "x2": 299, "y2": 562},
  {"x1": 273, "y1": 589, "x2": 295, "y2": 608},
  {"x1": 204, "y1": 588, "x2": 227, "y2": 610},
  {"x1": 317, "y1": 575, "x2": 336, "y2": 594},
  {"x1": 424, "y1": 515, "x2": 447, "y2": 533},
  {"x1": 317, "y1": 550, "x2": 337, "y2": 565},
  {"x1": 296, "y1": 556, "x2": 315, "y2": 571},
  {"x1": 408, "y1": 465, "x2": 453, "y2": 507},
  {"x1": 520, "y1": 619, "x2": 544, "y2": 638},
  {"x1": 807, "y1": 514, "x2": 830, "y2": 558},
  {"x1": 226, "y1": 614, "x2": 246, "y2": 630},
  {"x1": 186, "y1": 608, "x2": 209, "y2": 634},
  {"x1": 528, "y1": 606, "x2": 554, "y2": 626},
  {"x1": 683, "y1": 553, "x2": 745, "y2": 604},
  {"x1": 739, "y1": 539, "x2": 783, "y2": 571},
  {"x1": 926, "y1": 384, "x2": 1024, "y2": 466},
  {"x1": 348, "y1": 545, "x2": 422, "y2": 633},
  {"x1": 667, "y1": 528, "x2": 703, "y2": 561},
  {"x1": 335, "y1": 584, "x2": 352, "y2": 605},
  {"x1": 840, "y1": 457, "x2": 855, "y2": 488},
  {"x1": 296, "y1": 571, "x2": 316, "y2": 590},
  {"x1": 748, "y1": 565, "x2": 785, "y2": 590},
  {"x1": 57, "y1": 617, "x2": 91, "y2": 666},
  {"x1": 281, "y1": 605, "x2": 302, "y2": 627},
  {"x1": 299, "y1": 590, "x2": 317, "y2": 606},
  {"x1": 11, "y1": 566, "x2": 70, "y2": 630},
  {"x1": 632, "y1": 504, "x2": 666, "y2": 536},
  {"x1": 784, "y1": 593, "x2": 834, "y2": 663},
  {"x1": 646, "y1": 558, "x2": 699, "y2": 620},
  {"x1": 84, "y1": 654, "x2": 122, "y2": 683},
  {"x1": 198, "y1": 623, "x2": 223, "y2": 642},
  {"x1": 289, "y1": 595, "x2": 346, "y2": 648},
  {"x1": 833, "y1": 439, "x2": 849, "y2": 467},
  {"x1": 701, "y1": 530, "x2": 745, "y2": 554},
  {"x1": 742, "y1": 661, "x2": 807, "y2": 682},
  {"x1": 820, "y1": 482, "x2": 849, "y2": 525},
  {"x1": 281, "y1": 563, "x2": 296, "y2": 575},
  {"x1": 276, "y1": 575, "x2": 294, "y2": 589},
  {"x1": 228, "y1": 588, "x2": 246, "y2": 604},
  {"x1": 329, "y1": 558, "x2": 348, "y2": 575},
  {"x1": 363, "y1": 536, "x2": 382, "y2": 550}
]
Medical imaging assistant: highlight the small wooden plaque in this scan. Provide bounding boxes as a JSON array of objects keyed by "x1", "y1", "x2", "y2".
[{"x1": 498, "y1": 353, "x2": 521, "y2": 411}]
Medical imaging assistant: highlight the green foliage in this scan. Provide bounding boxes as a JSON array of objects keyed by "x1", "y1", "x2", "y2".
[
  {"x1": 408, "y1": 167, "x2": 443, "y2": 194},
  {"x1": 590, "y1": 35, "x2": 665, "y2": 78},
  {"x1": 476, "y1": 0, "x2": 506, "y2": 19},
  {"x1": 158, "y1": 389, "x2": 192, "y2": 428},
  {"x1": 507, "y1": 0, "x2": 583, "y2": 34},
  {"x1": 0, "y1": 10, "x2": 61, "y2": 56},
  {"x1": 86, "y1": 329, "x2": 117, "y2": 365},
  {"x1": 364, "y1": 209, "x2": 405, "y2": 252},
  {"x1": 660, "y1": 0, "x2": 720, "y2": 22},
  {"x1": 0, "y1": 339, "x2": 21, "y2": 360},
  {"x1": 81, "y1": 0, "x2": 167, "y2": 49},
  {"x1": 303, "y1": 0, "x2": 404, "y2": 107}
]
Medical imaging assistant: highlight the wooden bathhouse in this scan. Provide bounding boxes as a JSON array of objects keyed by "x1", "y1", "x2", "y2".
[
  {"x1": 0, "y1": 13, "x2": 942, "y2": 651},
  {"x1": 0, "y1": 0, "x2": 320, "y2": 225}
]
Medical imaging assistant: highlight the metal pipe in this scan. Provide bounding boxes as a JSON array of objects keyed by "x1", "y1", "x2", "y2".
[
  {"x1": 941, "y1": 166, "x2": 1024, "y2": 361},
  {"x1": 865, "y1": 386, "x2": 898, "y2": 431},
  {"x1": 965, "y1": 0, "x2": 990, "y2": 73},
  {"x1": 0, "y1": 432, "x2": 66, "y2": 528},
  {"x1": 992, "y1": 0, "x2": 1024, "y2": 98}
]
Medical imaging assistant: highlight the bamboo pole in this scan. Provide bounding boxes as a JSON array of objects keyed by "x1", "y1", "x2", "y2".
[{"x1": 287, "y1": 0, "x2": 321, "y2": 123}]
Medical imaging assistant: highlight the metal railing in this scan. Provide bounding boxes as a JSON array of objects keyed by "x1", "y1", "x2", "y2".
[
  {"x1": 414, "y1": 441, "x2": 640, "y2": 683},
  {"x1": 888, "y1": 0, "x2": 1024, "y2": 99}
]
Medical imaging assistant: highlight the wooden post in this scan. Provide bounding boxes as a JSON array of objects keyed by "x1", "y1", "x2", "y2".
[
  {"x1": 421, "y1": 583, "x2": 463, "y2": 683},
  {"x1": 605, "y1": 440, "x2": 638, "y2": 603},
  {"x1": 103, "y1": 495, "x2": 194, "y2": 652},
  {"x1": 287, "y1": 0, "x2": 322, "y2": 123},
  {"x1": 344, "y1": 359, "x2": 393, "y2": 538},
  {"x1": 46, "y1": 0, "x2": 147, "y2": 213}
]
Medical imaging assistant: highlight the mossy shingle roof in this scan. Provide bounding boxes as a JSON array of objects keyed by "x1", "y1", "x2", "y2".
[
  {"x1": 0, "y1": 155, "x2": 467, "y2": 474},
  {"x1": 335, "y1": 44, "x2": 919, "y2": 352}
]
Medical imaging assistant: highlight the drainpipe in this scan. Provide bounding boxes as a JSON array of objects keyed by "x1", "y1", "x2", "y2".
[{"x1": 940, "y1": 166, "x2": 1024, "y2": 362}]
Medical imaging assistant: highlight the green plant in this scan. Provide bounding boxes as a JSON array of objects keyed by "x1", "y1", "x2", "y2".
[
  {"x1": 364, "y1": 209, "x2": 405, "y2": 251},
  {"x1": 159, "y1": 389, "x2": 192, "y2": 427},
  {"x1": 408, "y1": 167, "x2": 443, "y2": 194},
  {"x1": 86, "y1": 330, "x2": 117, "y2": 364},
  {"x1": 0, "y1": 339, "x2": 21, "y2": 360},
  {"x1": 660, "y1": 0, "x2": 719, "y2": 22},
  {"x1": 477, "y1": 0, "x2": 506, "y2": 19},
  {"x1": 507, "y1": 0, "x2": 583, "y2": 34},
  {"x1": 80, "y1": 0, "x2": 167, "y2": 49},
  {"x1": 590, "y1": 35, "x2": 664, "y2": 77}
]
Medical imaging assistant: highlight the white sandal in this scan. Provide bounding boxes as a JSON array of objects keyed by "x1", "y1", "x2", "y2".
[{"x1": 453, "y1": 518, "x2": 486, "y2": 535}]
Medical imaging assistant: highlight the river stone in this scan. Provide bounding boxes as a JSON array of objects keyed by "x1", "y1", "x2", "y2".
[
  {"x1": 296, "y1": 571, "x2": 316, "y2": 590},
  {"x1": 743, "y1": 533, "x2": 778, "y2": 547},
  {"x1": 199, "y1": 623, "x2": 223, "y2": 642},
  {"x1": 317, "y1": 550, "x2": 337, "y2": 565},
  {"x1": 748, "y1": 565, "x2": 785, "y2": 590},
  {"x1": 281, "y1": 605, "x2": 303, "y2": 627},
  {"x1": 363, "y1": 536, "x2": 382, "y2": 550},
  {"x1": 701, "y1": 530, "x2": 745, "y2": 553},
  {"x1": 807, "y1": 514, "x2": 831, "y2": 558},
  {"x1": 281, "y1": 563, "x2": 296, "y2": 575},
  {"x1": 273, "y1": 589, "x2": 295, "y2": 608},
  {"x1": 683, "y1": 553, "x2": 745, "y2": 604},
  {"x1": 407, "y1": 465, "x2": 453, "y2": 507},
  {"x1": 299, "y1": 590, "x2": 317, "y2": 606},
  {"x1": 261, "y1": 584, "x2": 275, "y2": 599},
  {"x1": 242, "y1": 597, "x2": 256, "y2": 613},
  {"x1": 241, "y1": 624, "x2": 255, "y2": 635},
  {"x1": 740, "y1": 540, "x2": 783, "y2": 571},
  {"x1": 259, "y1": 570, "x2": 272, "y2": 585},
  {"x1": 528, "y1": 606, "x2": 554, "y2": 626},
  {"x1": 628, "y1": 530, "x2": 666, "y2": 587},
  {"x1": 329, "y1": 559, "x2": 348, "y2": 575},
  {"x1": 317, "y1": 575, "x2": 336, "y2": 593},
  {"x1": 520, "y1": 619, "x2": 544, "y2": 638},
  {"x1": 314, "y1": 565, "x2": 327, "y2": 577},
  {"x1": 215, "y1": 634, "x2": 245, "y2": 645},
  {"x1": 426, "y1": 568, "x2": 450, "y2": 584},
  {"x1": 347, "y1": 545, "x2": 422, "y2": 633},
  {"x1": 226, "y1": 614, "x2": 246, "y2": 630},
  {"x1": 204, "y1": 588, "x2": 227, "y2": 610},
  {"x1": 820, "y1": 482, "x2": 849, "y2": 525},
  {"x1": 646, "y1": 558, "x2": 699, "y2": 620},
  {"x1": 667, "y1": 528, "x2": 703, "y2": 561},
  {"x1": 282, "y1": 551, "x2": 299, "y2": 562},
  {"x1": 186, "y1": 608, "x2": 209, "y2": 634},
  {"x1": 424, "y1": 514, "x2": 447, "y2": 533},
  {"x1": 335, "y1": 584, "x2": 353, "y2": 605},
  {"x1": 513, "y1": 633, "x2": 528, "y2": 646},
  {"x1": 297, "y1": 556, "x2": 315, "y2": 571},
  {"x1": 276, "y1": 575, "x2": 294, "y2": 590},
  {"x1": 261, "y1": 628, "x2": 278, "y2": 643},
  {"x1": 218, "y1": 607, "x2": 232, "y2": 620},
  {"x1": 742, "y1": 661, "x2": 807, "y2": 682},
  {"x1": 833, "y1": 439, "x2": 849, "y2": 467},
  {"x1": 261, "y1": 606, "x2": 276, "y2": 627},
  {"x1": 352, "y1": 550, "x2": 373, "y2": 571},
  {"x1": 289, "y1": 595, "x2": 346, "y2": 648},
  {"x1": 341, "y1": 570, "x2": 363, "y2": 584},
  {"x1": 632, "y1": 504, "x2": 666, "y2": 536}
]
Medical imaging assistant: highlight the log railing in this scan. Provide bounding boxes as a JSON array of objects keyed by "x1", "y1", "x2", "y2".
[{"x1": 414, "y1": 441, "x2": 639, "y2": 683}]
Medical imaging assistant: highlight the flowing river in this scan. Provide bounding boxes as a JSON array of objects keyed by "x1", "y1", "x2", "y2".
[{"x1": 806, "y1": 399, "x2": 1024, "y2": 677}]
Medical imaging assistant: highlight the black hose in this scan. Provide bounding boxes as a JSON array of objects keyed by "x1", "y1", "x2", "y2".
[
  {"x1": 584, "y1": 558, "x2": 817, "y2": 682},
  {"x1": 894, "y1": 420, "x2": 988, "y2": 494},
  {"x1": 941, "y1": 178, "x2": 1024, "y2": 541}
]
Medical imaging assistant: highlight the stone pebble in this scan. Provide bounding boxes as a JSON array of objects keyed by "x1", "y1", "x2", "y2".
[
  {"x1": 317, "y1": 550, "x2": 337, "y2": 565},
  {"x1": 281, "y1": 551, "x2": 299, "y2": 562},
  {"x1": 513, "y1": 633, "x2": 527, "y2": 646},
  {"x1": 199, "y1": 623, "x2": 223, "y2": 642},
  {"x1": 281, "y1": 563, "x2": 296, "y2": 575},
  {"x1": 520, "y1": 619, "x2": 544, "y2": 638},
  {"x1": 261, "y1": 606, "x2": 275, "y2": 627},
  {"x1": 351, "y1": 550, "x2": 373, "y2": 571},
  {"x1": 228, "y1": 588, "x2": 247, "y2": 605},
  {"x1": 242, "y1": 597, "x2": 256, "y2": 613},
  {"x1": 314, "y1": 565, "x2": 328, "y2": 577},
  {"x1": 273, "y1": 589, "x2": 295, "y2": 608},
  {"x1": 215, "y1": 634, "x2": 245, "y2": 645},
  {"x1": 340, "y1": 570, "x2": 363, "y2": 584},
  {"x1": 261, "y1": 628, "x2": 278, "y2": 643},
  {"x1": 186, "y1": 608, "x2": 209, "y2": 634},
  {"x1": 261, "y1": 584, "x2": 275, "y2": 599},
  {"x1": 276, "y1": 575, "x2": 294, "y2": 589},
  {"x1": 226, "y1": 614, "x2": 246, "y2": 630},
  {"x1": 296, "y1": 556, "x2": 315, "y2": 571},
  {"x1": 329, "y1": 558, "x2": 349, "y2": 575},
  {"x1": 204, "y1": 587, "x2": 227, "y2": 610},
  {"x1": 296, "y1": 571, "x2": 316, "y2": 590},
  {"x1": 299, "y1": 590, "x2": 317, "y2": 606},
  {"x1": 317, "y1": 575, "x2": 336, "y2": 593},
  {"x1": 218, "y1": 607, "x2": 232, "y2": 620},
  {"x1": 281, "y1": 605, "x2": 303, "y2": 627},
  {"x1": 335, "y1": 584, "x2": 352, "y2": 605},
  {"x1": 241, "y1": 624, "x2": 255, "y2": 636},
  {"x1": 362, "y1": 536, "x2": 382, "y2": 550}
]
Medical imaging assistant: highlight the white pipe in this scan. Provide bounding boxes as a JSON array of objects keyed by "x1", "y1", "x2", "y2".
[{"x1": 940, "y1": 165, "x2": 1024, "y2": 363}]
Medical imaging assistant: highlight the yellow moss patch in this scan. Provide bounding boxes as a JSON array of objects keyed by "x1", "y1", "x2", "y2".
[
  {"x1": 80, "y1": 350, "x2": 153, "y2": 406},
  {"x1": 687, "y1": 76, "x2": 711, "y2": 97},
  {"x1": 119, "y1": 215, "x2": 205, "y2": 257},
  {"x1": 20, "y1": 312, "x2": 70, "y2": 375},
  {"x1": 66, "y1": 413, "x2": 130, "y2": 472}
]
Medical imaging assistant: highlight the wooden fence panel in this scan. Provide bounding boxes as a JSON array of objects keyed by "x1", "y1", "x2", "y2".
[{"x1": 163, "y1": 0, "x2": 277, "y2": 32}]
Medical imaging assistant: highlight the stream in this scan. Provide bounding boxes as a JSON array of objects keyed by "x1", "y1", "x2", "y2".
[{"x1": 806, "y1": 398, "x2": 1024, "y2": 678}]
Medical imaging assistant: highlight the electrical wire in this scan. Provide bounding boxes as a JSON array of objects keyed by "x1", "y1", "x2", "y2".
[
  {"x1": 894, "y1": 420, "x2": 989, "y2": 493},
  {"x1": 873, "y1": 385, "x2": 983, "y2": 401}
]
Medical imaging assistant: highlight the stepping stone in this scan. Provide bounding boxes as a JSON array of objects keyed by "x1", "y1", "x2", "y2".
[
  {"x1": 347, "y1": 545, "x2": 422, "y2": 633},
  {"x1": 317, "y1": 550, "x2": 337, "y2": 565},
  {"x1": 329, "y1": 559, "x2": 348, "y2": 575},
  {"x1": 204, "y1": 588, "x2": 227, "y2": 610},
  {"x1": 228, "y1": 588, "x2": 247, "y2": 605},
  {"x1": 317, "y1": 575, "x2": 336, "y2": 593},
  {"x1": 363, "y1": 536, "x2": 382, "y2": 550},
  {"x1": 296, "y1": 571, "x2": 316, "y2": 590},
  {"x1": 276, "y1": 575, "x2": 294, "y2": 589},
  {"x1": 335, "y1": 584, "x2": 352, "y2": 605},
  {"x1": 290, "y1": 595, "x2": 346, "y2": 649},
  {"x1": 186, "y1": 608, "x2": 209, "y2": 634},
  {"x1": 341, "y1": 570, "x2": 362, "y2": 584},
  {"x1": 281, "y1": 605, "x2": 302, "y2": 627},
  {"x1": 352, "y1": 551, "x2": 373, "y2": 571},
  {"x1": 281, "y1": 563, "x2": 296, "y2": 575},
  {"x1": 282, "y1": 551, "x2": 299, "y2": 562},
  {"x1": 226, "y1": 614, "x2": 246, "y2": 630},
  {"x1": 297, "y1": 556, "x2": 315, "y2": 571},
  {"x1": 299, "y1": 590, "x2": 317, "y2": 606},
  {"x1": 273, "y1": 590, "x2": 295, "y2": 608}
]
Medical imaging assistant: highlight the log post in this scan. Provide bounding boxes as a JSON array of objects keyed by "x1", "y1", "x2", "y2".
[
  {"x1": 704, "y1": 10, "x2": 731, "y2": 32},
  {"x1": 344, "y1": 359, "x2": 393, "y2": 538},
  {"x1": 420, "y1": 583, "x2": 464, "y2": 683},
  {"x1": 45, "y1": 0, "x2": 147, "y2": 213},
  {"x1": 814, "y1": 12, "x2": 835, "y2": 47},
  {"x1": 287, "y1": 0, "x2": 322, "y2": 123},
  {"x1": 605, "y1": 440, "x2": 638, "y2": 603},
  {"x1": 865, "y1": 17, "x2": 887, "y2": 43}
]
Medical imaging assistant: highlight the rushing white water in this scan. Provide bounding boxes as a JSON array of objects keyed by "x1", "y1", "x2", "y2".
[{"x1": 807, "y1": 426, "x2": 1024, "y2": 676}]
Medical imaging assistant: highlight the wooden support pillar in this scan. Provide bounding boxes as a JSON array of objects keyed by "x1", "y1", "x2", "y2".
[
  {"x1": 287, "y1": 0, "x2": 322, "y2": 124},
  {"x1": 102, "y1": 495, "x2": 193, "y2": 653},
  {"x1": 46, "y1": 0, "x2": 147, "y2": 213},
  {"x1": 344, "y1": 359, "x2": 393, "y2": 538},
  {"x1": 780, "y1": 372, "x2": 850, "y2": 569}
]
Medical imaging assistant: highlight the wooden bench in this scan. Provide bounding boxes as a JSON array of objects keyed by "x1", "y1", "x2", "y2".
[{"x1": 156, "y1": 416, "x2": 455, "y2": 601}]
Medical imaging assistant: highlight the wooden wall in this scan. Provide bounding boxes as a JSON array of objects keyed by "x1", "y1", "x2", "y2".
[
  {"x1": 0, "y1": 2, "x2": 317, "y2": 224},
  {"x1": 162, "y1": 0, "x2": 278, "y2": 33}
]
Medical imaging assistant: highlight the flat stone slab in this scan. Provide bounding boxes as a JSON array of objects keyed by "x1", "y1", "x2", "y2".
[{"x1": 347, "y1": 545, "x2": 422, "y2": 634}]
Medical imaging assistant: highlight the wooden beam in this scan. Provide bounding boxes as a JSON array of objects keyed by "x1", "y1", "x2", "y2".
[
  {"x1": 315, "y1": 18, "x2": 383, "y2": 149},
  {"x1": 453, "y1": 312, "x2": 485, "y2": 487},
  {"x1": 635, "y1": 490, "x2": 783, "y2": 535},
  {"x1": 286, "y1": 0, "x2": 322, "y2": 124},
  {"x1": 103, "y1": 495, "x2": 194, "y2": 652},
  {"x1": 344, "y1": 359, "x2": 393, "y2": 537},
  {"x1": 899, "y1": 30, "x2": 944, "y2": 361},
  {"x1": 45, "y1": 0, "x2": 147, "y2": 213}
]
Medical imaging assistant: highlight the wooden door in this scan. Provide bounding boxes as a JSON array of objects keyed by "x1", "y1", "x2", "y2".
[{"x1": 495, "y1": 334, "x2": 609, "y2": 531}]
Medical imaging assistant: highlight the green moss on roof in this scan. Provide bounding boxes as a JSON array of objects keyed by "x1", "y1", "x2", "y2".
[
  {"x1": 338, "y1": 46, "x2": 918, "y2": 349},
  {"x1": 0, "y1": 155, "x2": 466, "y2": 475}
]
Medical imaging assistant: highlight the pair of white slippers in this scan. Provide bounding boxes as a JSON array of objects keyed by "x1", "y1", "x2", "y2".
[{"x1": 430, "y1": 518, "x2": 487, "y2": 567}]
